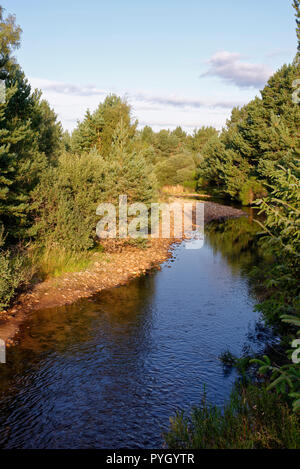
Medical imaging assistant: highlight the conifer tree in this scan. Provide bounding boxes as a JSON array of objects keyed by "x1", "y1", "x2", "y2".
[
  {"x1": 196, "y1": 61, "x2": 300, "y2": 203},
  {"x1": 0, "y1": 6, "x2": 21, "y2": 77},
  {"x1": 104, "y1": 120, "x2": 157, "y2": 204},
  {"x1": 71, "y1": 95, "x2": 137, "y2": 158},
  {"x1": 0, "y1": 9, "x2": 62, "y2": 239}
]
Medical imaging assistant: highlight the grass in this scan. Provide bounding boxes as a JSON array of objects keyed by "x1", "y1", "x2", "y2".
[
  {"x1": 28, "y1": 243, "x2": 106, "y2": 279},
  {"x1": 123, "y1": 237, "x2": 150, "y2": 250},
  {"x1": 164, "y1": 383, "x2": 300, "y2": 449},
  {"x1": 0, "y1": 233, "x2": 149, "y2": 310},
  {"x1": 0, "y1": 229, "x2": 36, "y2": 310}
]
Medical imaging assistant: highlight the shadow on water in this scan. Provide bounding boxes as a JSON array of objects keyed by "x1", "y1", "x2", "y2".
[{"x1": 0, "y1": 215, "x2": 272, "y2": 448}]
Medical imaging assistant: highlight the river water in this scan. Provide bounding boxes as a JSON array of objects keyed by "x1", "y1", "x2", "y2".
[{"x1": 0, "y1": 215, "x2": 268, "y2": 448}]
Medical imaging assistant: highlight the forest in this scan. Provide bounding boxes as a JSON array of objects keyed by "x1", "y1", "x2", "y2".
[{"x1": 0, "y1": 0, "x2": 299, "y2": 450}]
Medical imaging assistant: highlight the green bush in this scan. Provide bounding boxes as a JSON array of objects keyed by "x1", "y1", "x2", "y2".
[
  {"x1": 239, "y1": 178, "x2": 267, "y2": 206},
  {"x1": 30, "y1": 122, "x2": 157, "y2": 253},
  {"x1": 165, "y1": 384, "x2": 300, "y2": 449},
  {"x1": 154, "y1": 152, "x2": 195, "y2": 187},
  {"x1": 0, "y1": 229, "x2": 29, "y2": 309},
  {"x1": 252, "y1": 161, "x2": 300, "y2": 412},
  {"x1": 30, "y1": 151, "x2": 109, "y2": 252}
]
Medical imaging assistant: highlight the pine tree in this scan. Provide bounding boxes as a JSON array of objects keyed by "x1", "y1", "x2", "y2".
[
  {"x1": 196, "y1": 60, "x2": 300, "y2": 203},
  {"x1": 104, "y1": 120, "x2": 157, "y2": 204},
  {"x1": 186, "y1": 127, "x2": 218, "y2": 153},
  {"x1": 0, "y1": 10, "x2": 62, "y2": 239},
  {"x1": 0, "y1": 6, "x2": 21, "y2": 76},
  {"x1": 30, "y1": 151, "x2": 109, "y2": 252},
  {"x1": 71, "y1": 95, "x2": 137, "y2": 158}
]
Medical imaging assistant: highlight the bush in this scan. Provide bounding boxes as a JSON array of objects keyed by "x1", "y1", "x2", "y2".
[
  {"x1": 239, "y1": 178, "x2": 267, "y2": 206},
  {"x1": 30, "y1": 151, "x2": 109, "y2": 252},
  {"x1": 30, "y1": 122, "x2": 157, "y2": 254},
  {"x1": 0, "y1": 229, "x2": 29, "y2": 309},
  {"x1": 252, "y1": 162, "x2": 300, "y2": 412},
  {"x1": 154, "y1": 152, "x2": 195, "y2": 187},
  {"x1": 164, "y1": 383, "x2": 300, "y2": 449}
]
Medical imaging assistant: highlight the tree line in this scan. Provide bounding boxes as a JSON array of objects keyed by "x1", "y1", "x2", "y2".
[
  {"x1": 0, "y1": 0, "x2": 299, "y2": 437},
  {"x1": 165, "y1": 1, "x2": 300, "y2": 446},
  {"x1": 0, "y1": 5, "x2": 218, "y2": 309}
]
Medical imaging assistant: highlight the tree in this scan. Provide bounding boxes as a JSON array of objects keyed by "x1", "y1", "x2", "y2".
[
  {"x1": 30, "y1": 150, "x2": 109, "y2": 252},
  {"x1": 0, "y1": 6, "x2": 21, "y2": 76},
  {"x1": 104, "y1": 120, "x2": 157, "y2": 204},
  {"x1": 196, "y1": 60, "x2": 300, "y2": 203},
  {"x1": 253, "y1": 159, "x2": 300, "y2": 412},
  {"x1": 140, "y1": 125, "x2": 154, "y2": 144},
  {"x1": 155, "y1": 151, "x2": 195, "y2": 187},
  {"x1": 0, "y1": 9, "x2": 62, "y2": 239},
  {"x1": 71, "y1": 95, "x2": 137, "y2": 158},
  {"x1": 31, "y1": 120, "x2": 157, "y2": 252},
  {"x1": 31, "y1": 91, "x2": 62, "y2": 163},
  {"x1": 151, "y1": 129, "x2": 180, "y2": 162},
  {"x1": 186, "y1": 126, "x2": 218, "y2": 153}
]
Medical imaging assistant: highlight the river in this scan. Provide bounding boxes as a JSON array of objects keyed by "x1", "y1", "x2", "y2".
[{"x1": 0, "y1": 214, "x2": 270, "y2": 448}]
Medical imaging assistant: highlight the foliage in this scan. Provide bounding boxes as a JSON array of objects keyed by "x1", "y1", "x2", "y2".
[
  {"x1": 137, "y1": 126, "x2": 217, "y2": 189},
  {"x1": 165, "y1": 383, "x2": 300, "y2": 449},
  {"x1": 71, "y1": 94, "x2": 137, "y2": 158},
  {"x1": 0, "y1": 9, "x2": 62, "y2": 239},
  {"x1": 30, "y1": 121, "x2": 157, "y2": 253},
  {"x1": 196, "y1": 61, "x2": 300, "y2": 204},
  {"x1": 250, "y1": 161, "x2": 300, "y2": 412},
  {"x1": 186, "y1": 126, "x2": 218, "y2": 153},
  {"x1": 0, "y1": 6, "x2": 21, "y2": 73},
  {"x1": 154, "y1": 151, "x2": 195, "y2": 187},
  {"x1": 102, "y1": 120, "x2": 157, "y2": 204},
  {"x1": 30, "y1": 151, "x2": 109, "y2": 252},
  {"x1": 0, "y1": 228, "x2": 30, "y2": 309},
  {"x1": 252, "y1": 356, "x2": 300, "y2": 413},
  {"x1": 239, "y1": 178, "x2": 267, "y2": 206}
]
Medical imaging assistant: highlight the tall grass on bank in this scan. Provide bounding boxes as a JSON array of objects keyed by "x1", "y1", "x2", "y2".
[
  {"x1": 0, "y1": 227, "x2": 106, "y2": 310},
  {"x1": 28, "y1": 244, "x2": 106, "y2": 279},
  {"x1": 165, "y1": 384, "x2": 300, "y2": 449}
]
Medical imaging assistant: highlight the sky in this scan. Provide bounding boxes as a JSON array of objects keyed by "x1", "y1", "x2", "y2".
[{"x1": 2, "y1": 0, "x2": 298, "y2": 133}]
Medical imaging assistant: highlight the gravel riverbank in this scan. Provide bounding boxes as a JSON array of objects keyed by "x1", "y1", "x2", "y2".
[{"x1": 0, "y1": 201, "x2": 245, "y2": 344}]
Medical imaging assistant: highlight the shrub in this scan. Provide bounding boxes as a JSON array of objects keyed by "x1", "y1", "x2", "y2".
[
  {"x1": 30, "y1": 151, "x2": 109, "y2": 252},
  {"x1": 239, "y1": 178, "x2": 267, "y2": 206},
  {"x1": 164, "y1": 384, "x2": 300, "y2": 449},
  {"x1": 0, "y1": 229, "x2": 29, "y2": 309}
]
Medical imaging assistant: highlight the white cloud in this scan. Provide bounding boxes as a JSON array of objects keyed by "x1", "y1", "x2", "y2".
[
  {"x1": 201, "y1": 51, "x2": 273, "y2": 88},
  {"x1": 41, "y1": 83, "x2": 105, "y2": 97},
  {"x1": 134, "y1": 92, "x2": 243, "y2": 110},
  {"x1": 29, "y1": 77, "x2": 250, "y2": 132}
]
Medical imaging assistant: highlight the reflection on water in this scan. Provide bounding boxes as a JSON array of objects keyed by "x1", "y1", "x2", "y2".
[
  {"x1": 205, "y1": 216, "x2": 261, "y2": 273},
  {"x1": 0, "y1": 216, "x2": 267, "y2": 449}
]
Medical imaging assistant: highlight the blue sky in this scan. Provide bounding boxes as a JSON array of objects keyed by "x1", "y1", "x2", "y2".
[{"x1": 2, "y1": 0, "x2": 298, "y2": 132}]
